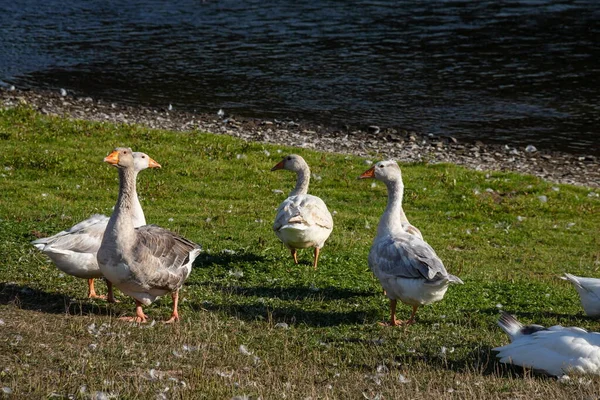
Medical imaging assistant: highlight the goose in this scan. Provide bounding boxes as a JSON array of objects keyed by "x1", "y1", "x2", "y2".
[
  {"x1": 271, "y1": 154, "x2": 333, "y2": 269},
  {"x1": 562, "y1": 273, "x2": 600, "y2": 318},
  {"x1": 97, "y1": 147, "x2": 201, "y2": 323},
  {"x1": 359, "y1": 160, "x2": 463, "y2": 326},
  {"x1": 31, "y1": 151, "x2": 160, "y2": 301},
  {"x1": 494, "y1": 311, "x2": 600, "y2": 376}
]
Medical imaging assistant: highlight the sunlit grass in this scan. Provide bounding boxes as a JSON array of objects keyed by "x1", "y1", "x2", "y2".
[{"x1": 0, "y1": 106, "x2": 599, "y2": 398}]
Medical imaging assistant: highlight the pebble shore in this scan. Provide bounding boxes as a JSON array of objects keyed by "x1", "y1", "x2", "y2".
[{"x1": 2, "y1": 88, "x2": 598, "y2": 188}]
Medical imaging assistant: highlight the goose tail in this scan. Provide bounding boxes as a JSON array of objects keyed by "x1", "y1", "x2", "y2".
[{"x1": 497, "y1": 311, "x2": 523, "y2": 340}]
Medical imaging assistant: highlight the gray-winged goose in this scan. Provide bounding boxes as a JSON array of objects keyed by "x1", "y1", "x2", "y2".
[
  {"x1": 494, "y1": 311, "x2": 600, "y2": 376},
  {"x1": 360, "y1": 160, "x2": 463, "y2": 326},
  {"x1": 31, "y1": 152, "x2": 160, "y2": 301},
  {"x1": 97, "y1": 148, "x2": 201, "y2": 323},
  {"x1": 271, "y1": 154, "x2": 333, "y2": 269}
]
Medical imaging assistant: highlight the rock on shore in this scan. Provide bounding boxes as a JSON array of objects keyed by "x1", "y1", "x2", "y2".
[{"x1": 1, "y1": 88, "x2": 598, "y2": 188}]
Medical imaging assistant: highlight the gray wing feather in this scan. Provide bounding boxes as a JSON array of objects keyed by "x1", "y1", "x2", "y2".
[
  {"x1": 32, "y1": 214, "x2": 108, "y2": 253},
  {"x1": 131, "y1": 225, "x2": 201, "y2": 291},
  {"x1": 273, "y1": 195, "x2": 333, "y2": 231},
  {"x1": 369, "y1": 234, "x2": 449, "y2": 281}
]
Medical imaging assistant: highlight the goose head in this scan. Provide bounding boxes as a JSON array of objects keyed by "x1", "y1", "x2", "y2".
[
  {"x1": 133, "y1": 152, "x2": 162, "y2": 172},
  {"x1": 271, "y1": 154, "x2": 308, "y2": 173},
  {"x1": 359, "y1": 160, "x2": 402, "y2": 183},
  {"x1": 104, "y1": 147, "x2": 161, "y2": 170}
]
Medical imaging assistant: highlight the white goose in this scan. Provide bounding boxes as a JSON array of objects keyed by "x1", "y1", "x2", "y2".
[
  {"x1": 97, "y1": 148, "x2": 201, "y2": 323},
  {"x1": 271, "y1": 154, "x2": 333, "y2": 270},
  {"x1": 31, "y1": 151, "x2": 160, "y2": 301},
  {"x1": 562, "y1": 273, "x2": 600, "y2": 318},
  {"x1": 494, "y1": 311, "x2": 600, "y2": 376},
  {"x1": 360, "y1": 160, "x2": 463, "y2": 326}
]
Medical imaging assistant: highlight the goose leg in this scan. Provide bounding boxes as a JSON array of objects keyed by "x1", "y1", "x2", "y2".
[
  {"x1": 290, "y1": 248, "x2": 298, "y2": 264},
  {"x1": 105, "y1": 280, "x2": 119, "y2": 303},
  {"x1": 119, "y1": 300, "x2": 148, "y2": 323},
  {"x1": 313, "y1": 247, "x2": 320, "y2": 270},
  {"x1": 379, "y1": 299, "x2": 402, "y2": 326},
  {"x1": 405, "y1": 305, "x2": 418, "y2": 325},
  {"x1": 87, "y1": 279, "x2": 106, "y2": 300},
  {"x1": 164, "y1": 291, "x2": 180, "y2": 324}
]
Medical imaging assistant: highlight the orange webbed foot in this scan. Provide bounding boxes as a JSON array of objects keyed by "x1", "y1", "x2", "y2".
[
  {"x1": 119, "y1": 315, "x2": 148, "y2": 324},
  {"x1": 163, "y1": 314, "x2": 180, "y2": 324},
  {"x1": 88, "y1": 293, "x2": 107, "y2": 300}
]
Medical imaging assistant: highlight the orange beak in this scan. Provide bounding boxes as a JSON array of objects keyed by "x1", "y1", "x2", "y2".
[
  {"x1": 104, "y1": 150, "x2": 120, "y2": 165},
  {"x1": 359, "y1": 166, "x2": 375, "y2": 179},
  {"x1": 271, "y1": 160, "x2": 285, "y2": 171},
  {"x1": 148, "y1": 158, "x2": 161, "y2": 168}
]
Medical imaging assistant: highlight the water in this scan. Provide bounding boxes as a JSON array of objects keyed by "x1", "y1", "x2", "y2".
[{"x1": 1, "y1": 0, "x2": 599, "y2": 154}]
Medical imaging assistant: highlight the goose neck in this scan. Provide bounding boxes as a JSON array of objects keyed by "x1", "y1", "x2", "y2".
[
  {"x1": 289, "y1": 166, "x2": 310, "y2": 197},
  {"x1": 110, "y1": 167, "x2": 137, "y2": 234},
  {"x1": 130, "y1": 170, "x2": 146, "y2": 227},
  {"x1": 378, "y1": 180, "x2": 405, "y2": 236}
]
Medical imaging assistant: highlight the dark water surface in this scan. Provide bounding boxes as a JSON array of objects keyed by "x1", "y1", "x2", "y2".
[{"x1": 1, "y1": 0, "x2": 599, "y2": 154}]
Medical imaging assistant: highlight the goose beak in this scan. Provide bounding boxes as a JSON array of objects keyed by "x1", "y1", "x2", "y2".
[
  {"x1": 148, "y1": 158, "x2": 161, "y2": 168},
  {"x1": 104, "y1": 150, "x2": 120, "y2": 165},
  {"x1": 359, "y1": 166, "x2": 375, "y2": 179},
  {"x1": 271, "y1": 160, "x2": 285, "y2": 171}
]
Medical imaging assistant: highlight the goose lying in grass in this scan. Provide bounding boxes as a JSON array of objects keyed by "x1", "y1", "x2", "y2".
[
  {"x1": 271, "y1": 154, "x2": 333, "y2": 270},
  {"x1": 31, "y1": 151, "x2": 160, "y2": 301},
  {"x1": 360, "y1": 160, "x2": 463, "y2": 326},
  {"x1": 562, "y1": 273, "x2": 600, "y2": 318},
  {"x1": 494, "y1": 311, "x2": 600, "y2": 376},
  {"x1": 97, "y1": 148, "x2": 201, "y2": 323}
]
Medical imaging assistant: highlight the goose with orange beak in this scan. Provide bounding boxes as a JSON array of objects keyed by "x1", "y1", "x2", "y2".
[
  {"x1": 271, "y1": 154, "x2": 333, "y2": 270},
  {"x1": 97, "y1": 147, "x2": 201, "y2": 323},
  {"x1": 360, "y1": 160, "x2": 463, "y2": 326},
  {"x1": 31, "y1": 151, "x2": 161, "y2": 302}
]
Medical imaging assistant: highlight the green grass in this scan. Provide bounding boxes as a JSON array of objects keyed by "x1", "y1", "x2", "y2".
[{"x1": 0, "y1": 106, "x2": 599, "y2": 399}]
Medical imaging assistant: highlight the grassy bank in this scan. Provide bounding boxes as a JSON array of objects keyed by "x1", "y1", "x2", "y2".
[{"x1": 0, "y1": 106, "x2": 599, "y2": 399}]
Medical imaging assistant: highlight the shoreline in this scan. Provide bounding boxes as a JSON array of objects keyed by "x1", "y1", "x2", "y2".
[{"x1": 1, "y1": 87, "x2": 598, "y2": 188}]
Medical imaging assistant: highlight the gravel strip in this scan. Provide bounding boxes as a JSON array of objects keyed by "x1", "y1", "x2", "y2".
[{"x1": 2, "y1": 87, "x2": 598, "y2": 188}]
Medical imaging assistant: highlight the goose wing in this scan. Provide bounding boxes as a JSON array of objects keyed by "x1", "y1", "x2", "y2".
[
  {"x1": 273, "y1": 195, "x2": 333, "y2": 231},
  {"x1": 130, "y1": 225, "x2": 201, "y2": 291},
  {"x1": 32, "y1": 214, "x2": 108, "y2": 254},
  {"x1": 369, "y1": 234, "x2": 450, "y2": 281}
]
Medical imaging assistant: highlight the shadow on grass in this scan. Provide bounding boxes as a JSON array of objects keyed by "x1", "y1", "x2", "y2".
[
  {"x1": 193, "y1": 300, "x2": 379, "y2": 327},
  {"x1": 474, "y1": 307, "x2": 593, "y2": 325},
  {"x1": 0, "y1": 282, "x2": 115, "y2": 317},
  {"x1": 206, "y1": 283, "x2": 372, "y2": 301},
  {"x1": 193, "y1": 250, "x2": 267, "y2": 269}
]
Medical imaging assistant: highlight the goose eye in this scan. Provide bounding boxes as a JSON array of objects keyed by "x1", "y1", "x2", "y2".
[
  {"x1": 142, "y1": 155, "x2": 146, "y2": 158},
  {"x1": 287, "y1": 156, "x2": 291, "y2": 160},
  {"x1": 378, "y1": 164, "x2": 384, "y2": 168}
]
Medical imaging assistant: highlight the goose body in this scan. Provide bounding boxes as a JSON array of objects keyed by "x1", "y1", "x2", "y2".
[
  {"x1": 360, "y1": 160, "x2": 462, "y2": 326},
  {"x1": 562, "y1": 273, "x2": 600, "y2": 318},
  {"x1": 272, "y1": 155, "x2": 333, "y2": 269},
  {"x1": 31, "y1": 152, "x2": 159, "y2": 299},
  {"x1": 494, "y1": 311, "x2": 600, "y2": 376},
  {"x1": 97, "y1": 147, "x2": 201, "y2": 322}
]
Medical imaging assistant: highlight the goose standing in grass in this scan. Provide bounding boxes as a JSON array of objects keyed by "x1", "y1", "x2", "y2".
[
  {"x1": 97, "y1": 148, "x2": 201, "y2": 323},
  {"x1": 494, "y1": 311, "x2": 600, "y2": 376},
  {"x1": 360, "y1": 160, "x2": 463, "y2": 326},
  {"x1": 562, "y1": 273, "x2": 600, "y2": 318},
  {"x1": 31, "y1": 151, "x2": 161, "y2": 301},
  {"x1": 271, "y1": 154, "x2": 333, "y2": 270}
]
